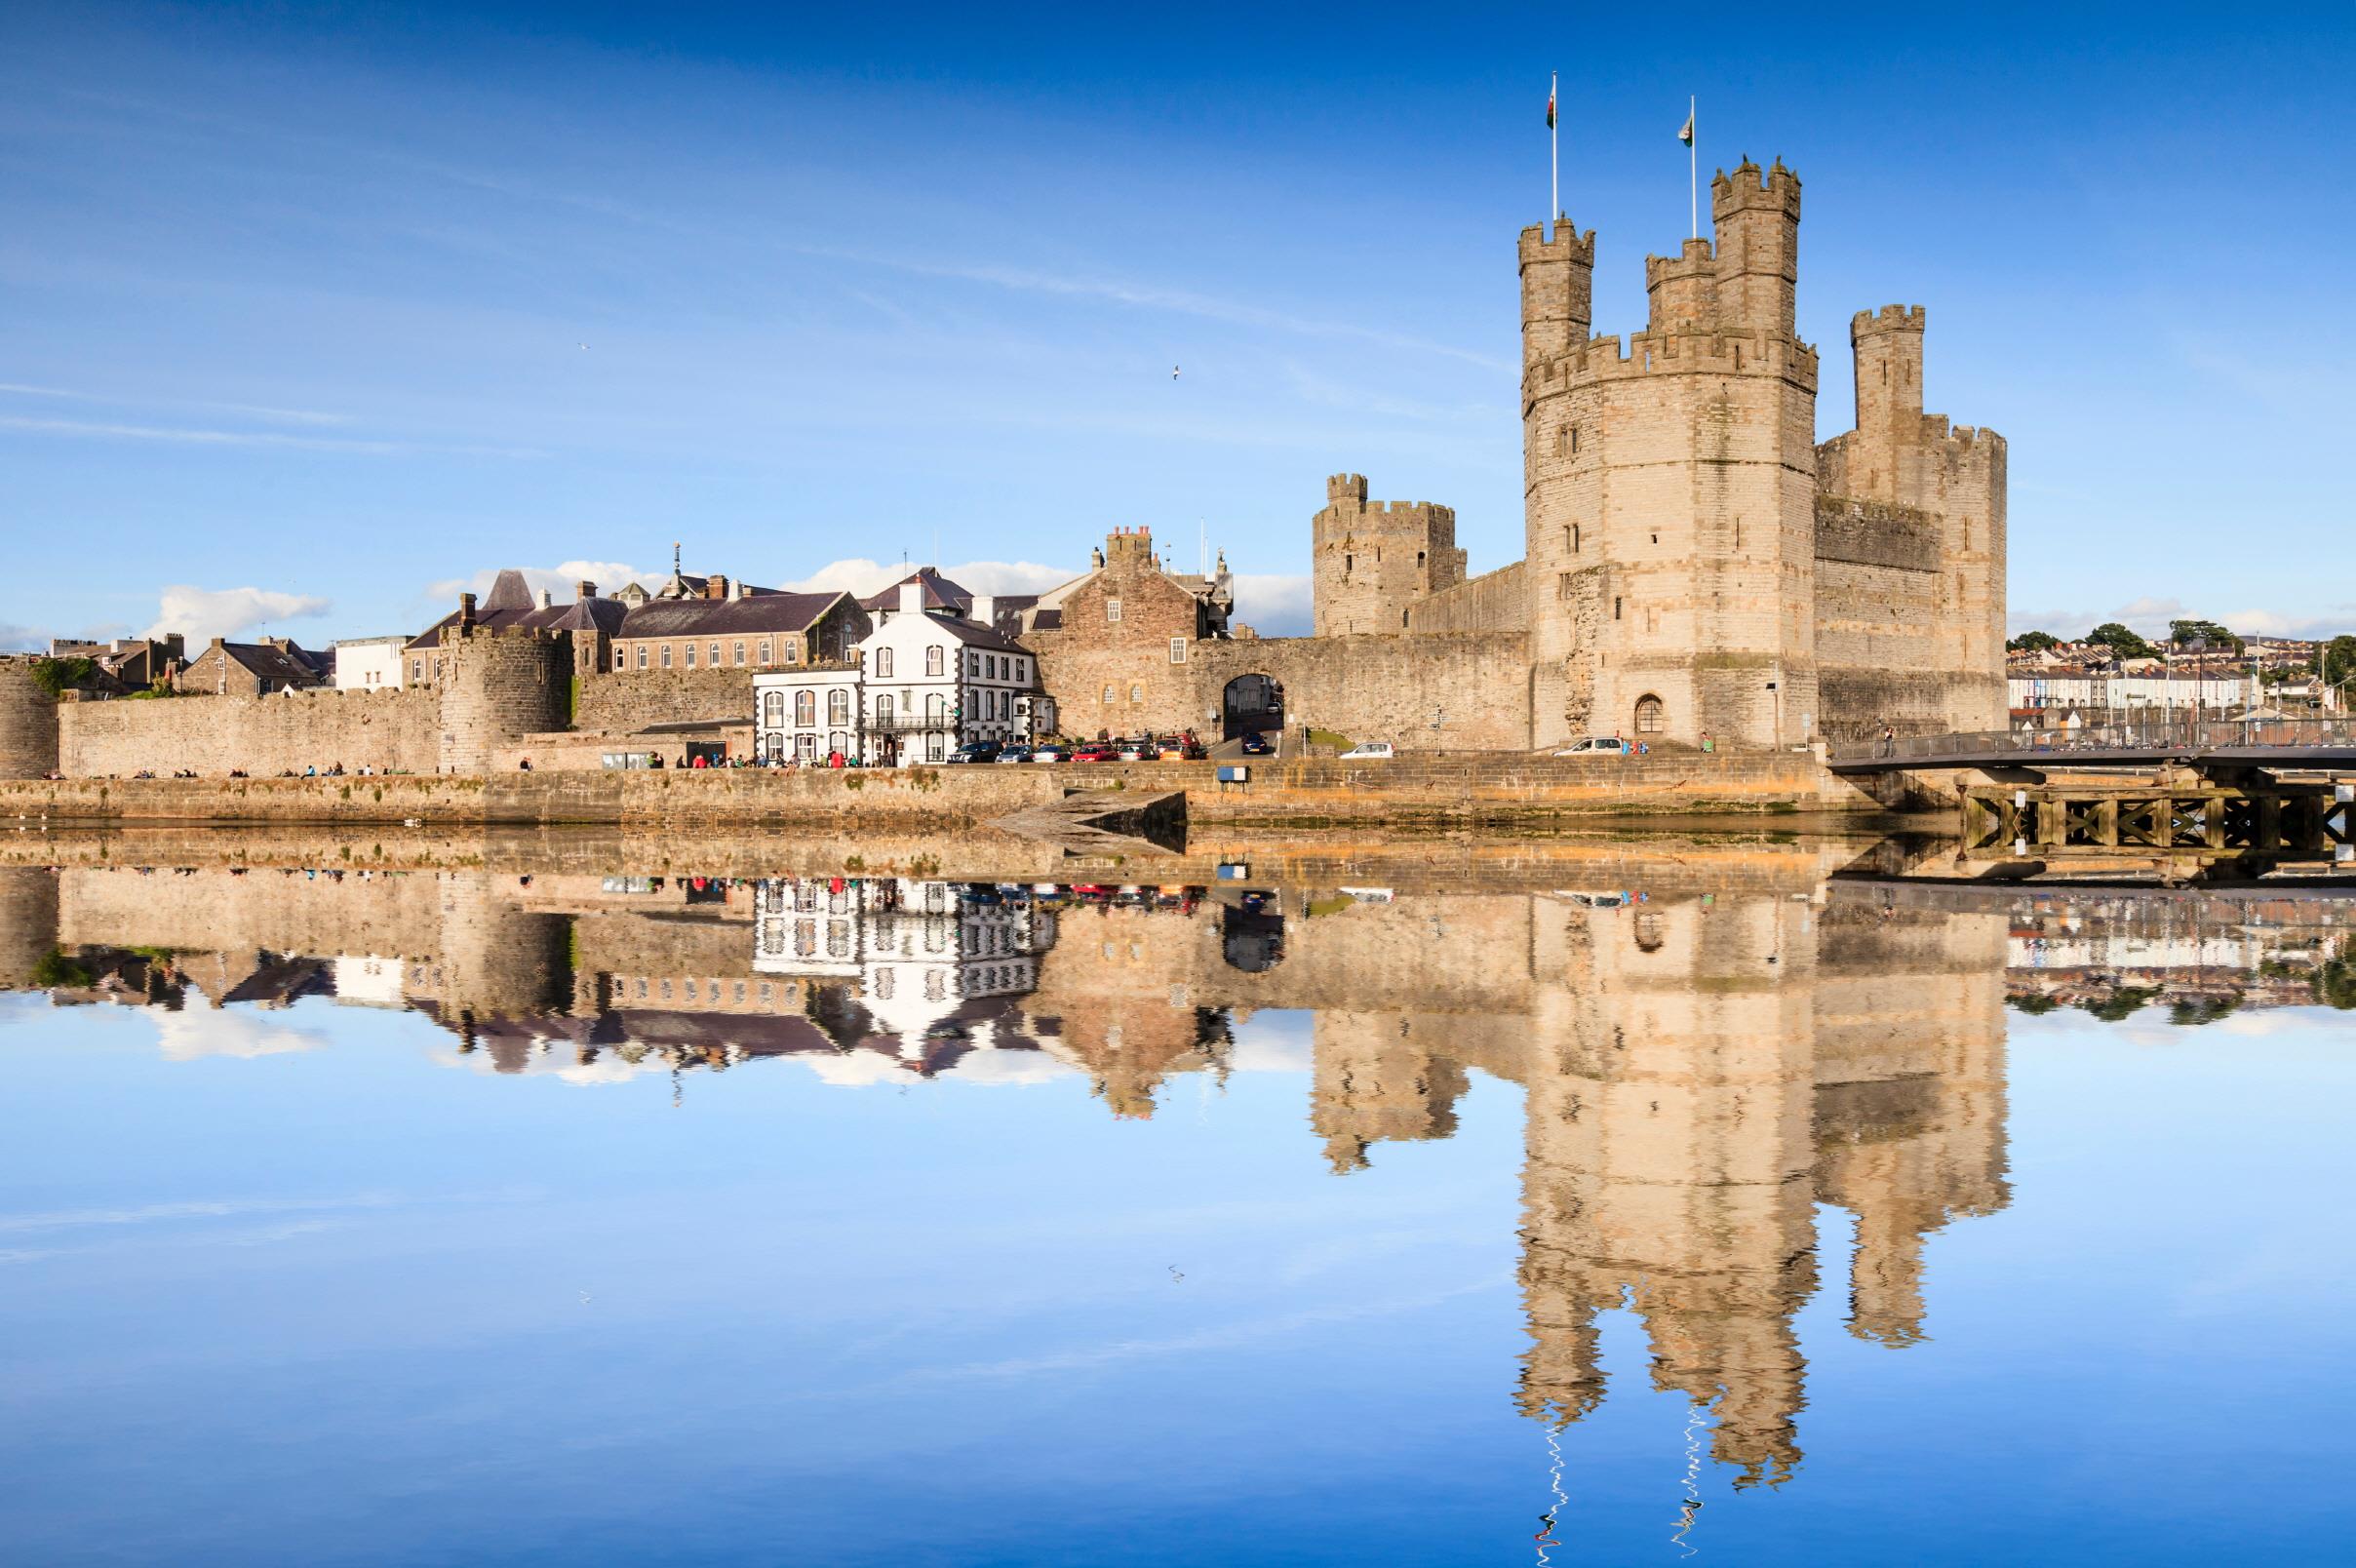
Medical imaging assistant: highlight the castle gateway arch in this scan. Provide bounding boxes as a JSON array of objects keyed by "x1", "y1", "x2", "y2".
[{"x1": 1220, "y1": 673, "x2": 1283, "y2": 740}]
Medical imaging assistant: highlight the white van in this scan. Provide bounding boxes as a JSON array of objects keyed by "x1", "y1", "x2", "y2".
[
  {"x1": 1551, "y1": 736, "x2": 1630, "y2": 757},
  {"x1": 1339, "y1": 741, "x2": 1395, "y2": 760}
]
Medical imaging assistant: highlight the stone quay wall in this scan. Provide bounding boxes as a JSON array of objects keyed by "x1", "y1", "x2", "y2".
[
  {"x1": 59, "y1": 688, "x2": 440, "y2": 778},
  {"x1": 0, "y1": 750, "x2": 1874, "y2": 830}
]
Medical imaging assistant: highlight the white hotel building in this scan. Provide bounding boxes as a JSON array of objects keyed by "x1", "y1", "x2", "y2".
[{"x1": 753, "y1": 581, "x2": 1051, "y2": 764}]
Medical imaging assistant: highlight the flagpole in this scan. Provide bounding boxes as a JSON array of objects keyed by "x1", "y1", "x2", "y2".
[
  {"x1": 1688, "y1": 95, "x2": 1698, "y2": 241},
  {"x1": 1549, "y1": 72, "x2": 1558, "y2": 231}
]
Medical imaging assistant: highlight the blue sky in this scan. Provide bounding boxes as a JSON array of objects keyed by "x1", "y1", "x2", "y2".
[{"x1": 2, "y1": 1, "x2": 2350, "y2": 648}]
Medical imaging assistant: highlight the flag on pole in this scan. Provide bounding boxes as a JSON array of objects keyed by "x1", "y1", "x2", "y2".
[
  {"x1": 1678, "y1": 107, "x2": 1694, "y2": 146},
  {"x1": 1547, "y1": 84, "x2": 1556, "y2": 130}
]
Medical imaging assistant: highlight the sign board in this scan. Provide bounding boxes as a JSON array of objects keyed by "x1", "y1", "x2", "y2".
[
  {"x1": 1217, "y1": 764, "x2": 1249, "y2": 783},
  {"x1": 1216, "y1": 863, "x2": 1250, "y2": 881}
]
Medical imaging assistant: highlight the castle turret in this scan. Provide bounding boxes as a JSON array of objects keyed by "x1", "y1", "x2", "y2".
[
  {"x1": 1844, "y1": 305, "x2": 1929, "y2": 503},
  {"x1": 1518, "y1": 220, "x2": 1596, "y2": 372},
  {"x1": 1710, "y1": 157, "x2": 1801, "y2": 335},
  {"x1": 1313, "y1": 474, "x2": 1468, "y2": 636}
]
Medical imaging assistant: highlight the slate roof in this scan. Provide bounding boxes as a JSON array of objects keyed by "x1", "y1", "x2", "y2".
[
  {"x1": 614, "y1": 591, "x2": 848, "y2": 640},
  {"x1": 221, "y1": 641, "x2": 330, "y2": 686}
]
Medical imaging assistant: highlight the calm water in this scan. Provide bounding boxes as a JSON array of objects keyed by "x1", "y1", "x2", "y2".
[{"x1": 2, "y1": 852, "x2": 2351, "y2": 1565}]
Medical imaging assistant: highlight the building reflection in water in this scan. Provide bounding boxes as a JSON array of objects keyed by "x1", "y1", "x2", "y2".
[{"x1": 6, "y1": 860, "x2": 2349, "y2": 1487}]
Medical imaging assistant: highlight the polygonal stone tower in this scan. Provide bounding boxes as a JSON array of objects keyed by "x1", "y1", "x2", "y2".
[
  {"x1": 1312, "y1": 473, "x2": 1469, "y2": 636},
  {"x1": 1522, "y1": 159, "x2": 1823, "y2": 750}
]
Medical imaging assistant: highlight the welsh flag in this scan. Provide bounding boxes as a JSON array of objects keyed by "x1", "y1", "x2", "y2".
[
  {"x1": 1547, "y1": 84, "x2": 1556, "y2": 130},
  {"x1": 1678, "y1": 107, "x2": 1695, "y2": 146}
]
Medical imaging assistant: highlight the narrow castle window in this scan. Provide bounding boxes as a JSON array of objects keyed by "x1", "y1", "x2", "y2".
[
  {"x1": 1417, "y1": 550, "x2": 1426, "y2": 568},
  {"x1": 1614, "y1": 597, "x2": 1623, "y2": 620},
  {"x1": 1557, "y1": 571, "x2": 1574, "y2": 601},
  {"x1": 1344, "y1": 555, "x2": 1353, "y2": 577}
]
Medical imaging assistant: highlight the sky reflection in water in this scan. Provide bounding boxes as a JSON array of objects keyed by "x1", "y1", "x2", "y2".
[{"x1": 1, "y1": 861, "x2": 2352, "y2": 1565}]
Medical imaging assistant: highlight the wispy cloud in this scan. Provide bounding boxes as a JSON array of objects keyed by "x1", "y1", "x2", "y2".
[
  {"x1": 0, "y1": 413, "x2": 540, "y2": 458},
  {"x1": 2011, "y1": 596, "x2": 2356, "y2": 641},
  {"x1": 1234, "y1": 572, "x2": 1312, "y2": 635},
  {"x1": 145, "y1": 585, "x2": 331, "y2": 642},
  {"x1": 0, "y1": 381, "x2": 351, "y2": 426},
  {"x1": 783, "y1": 242, "x2": 1512, "y2": 373}
]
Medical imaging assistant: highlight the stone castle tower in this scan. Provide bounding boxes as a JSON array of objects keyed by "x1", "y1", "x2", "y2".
[
  {"x1": 0, "y1": 658, "x2": 61, "y2": 780},
  {"x1": 1815, "y1": 306, "x2": 2008, "y2": 734},
  {"x1": 1312, "y1": 473, "x2": 1468, "y2": 636},
  {"x1": 1521, "y1": 159, "x2": 1823, "y2": 750},
  {"x1": 435, "y1": 597, "x2": 572, "y2": 773}
]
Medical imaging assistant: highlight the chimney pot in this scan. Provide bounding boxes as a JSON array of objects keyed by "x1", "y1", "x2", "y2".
[
  {"x1": 537, "y1": 588, "x2": 553, "y2": 609},
  {"x1": 577, "y1": 580, "x2": 596, "y2": 602},
  {"x1": 458, "y1": 592, "x2": 478, "y2": 630}
]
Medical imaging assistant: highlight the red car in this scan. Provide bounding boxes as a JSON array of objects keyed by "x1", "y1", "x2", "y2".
[{"x1": 1073, "y1": 743, "x2": 1118, "y2": 763}]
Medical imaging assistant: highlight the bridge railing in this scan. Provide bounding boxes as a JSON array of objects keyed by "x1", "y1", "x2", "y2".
[{"x1": 1828, "y1": 713, "x2": 2356, "y2": 764}]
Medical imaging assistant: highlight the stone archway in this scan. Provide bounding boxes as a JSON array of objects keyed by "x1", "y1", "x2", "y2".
[{"x1": 1221, "y1": 674, "x2": 1284, "y2": 741}]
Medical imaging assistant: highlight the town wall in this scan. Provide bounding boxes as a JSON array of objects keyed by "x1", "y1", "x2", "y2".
[
  {"x1": 58, "y1": 687, "x2": 439, "y2": 778},
  {"x1": 574, "y1": 666, "x2": 756, "y2": 734},
  {"x1": 1404, "y1": 562, "x2": 1527, "y2": 634},
  {"x1": 1195, "y1": 632, "x2": 1533, "y2": 752}
]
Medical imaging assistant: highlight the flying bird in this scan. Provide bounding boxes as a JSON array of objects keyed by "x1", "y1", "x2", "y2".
[{"x1": 1171, "y1": 365, "x2": 1180, "y2": 379}]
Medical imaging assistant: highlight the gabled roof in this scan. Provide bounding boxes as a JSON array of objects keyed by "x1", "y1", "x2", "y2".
[
  {"x1": 219, "y1": 641, "x2": 329, "y2": 686},
  {"x1": 859, "y1": 567, "x2": 971, "y2": 613},
  {"x1": 616, "y1": 591, "x2": 849, "y2": 640},
  {"x1": 923, "y1": 615, "x2": 1032, "y2": 654}
]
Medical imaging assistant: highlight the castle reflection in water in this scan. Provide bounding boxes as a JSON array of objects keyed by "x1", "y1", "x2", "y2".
[{"x1": 4, "y1": 862, "x2": 2348, "y2": 1488}]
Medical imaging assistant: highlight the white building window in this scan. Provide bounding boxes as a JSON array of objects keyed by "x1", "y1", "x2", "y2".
[
  {"x1": 1106, "y1": 598, "x2": 1122, "y2": 623},
  {"x1": 1168, "y1": 638, "x2": 1186, "y2": 664},
  {"x1": 759, "y1": 639, "x2": 772, "y2": 665},
  {"x1": 661, "y1": 645, "x2": 673, "y2": 669},
  {"x1": 709, "y1": 642, "x2": 721, "y2": 667},
  {"x1": 828, "y1": 688, "x2": 850, "y2": 725},
  {"x1": 876, "y1": 692, "x2": 893, "y2": 725},
  {"x1": 733, "y1": 641, "x2": 746, "y2": 666},
  {"x1": 1129, "y1": 684, "x2": 1143, "y2": 703},
  {"x1": 685, "y1": 643, "x2": 696, "y2": 668},
  {"x1": 1103, "y1": 685, "x2": 1115, "y2": 704},
  {"x1": 926, "y1": 646, "x2": 944, "y2": 678},
  {"x1": 876, "y1": 647, "x2": 893, "y2": 678},
  {"x1": 795, "y1": 690, "x2": 815, "y2": 726},
  {"x1": 763, "y1": 691, "x2": 784, "y2": 725}
]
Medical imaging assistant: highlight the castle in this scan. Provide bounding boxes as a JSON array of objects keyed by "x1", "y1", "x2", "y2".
[
  {"x1": 0, "y1": 154, "x2": 2005, "y2": 778},
  {"x1": 1020, "y1": 155, "x2": 2006, "y2": 751}
]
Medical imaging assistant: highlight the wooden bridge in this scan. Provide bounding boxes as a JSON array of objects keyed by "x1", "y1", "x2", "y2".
[
  {"x1": 1826, "y1": 716, "x2": 2356, "y2": 774},
  {"x1": 1828, "y1": 717, "x2": 2356, "y2": 876}
]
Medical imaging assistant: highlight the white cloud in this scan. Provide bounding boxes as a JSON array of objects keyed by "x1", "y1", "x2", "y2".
[
  {"x1": 2007, "y1": 596, "x2": 2356, "y2": 643},
  {"x1": 424, "y1": 560, "x2": 649, "y2": 605},
  {"x1": 150, "y1": 1007, "x2": 326, "y2": 1062},
  {"x1": 1233, "y1": 573, "x2": 1313, "y2": 636},
  {"x1": 779, "y1": 557, "x2": 1079, "y2": 599},
  {"x1": 144, "y1": 585, "x2": 332, "y2": 643},
  {"x1": 0, "y1": 622, "x2": 45, "y2": 653}
]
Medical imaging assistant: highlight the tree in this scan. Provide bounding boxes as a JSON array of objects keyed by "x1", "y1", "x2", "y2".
[
  {"x1": 2168, "y1": 617, "x2": 2243, "y2": 653},
  {"x1": 2086, "y1": 622, "x2": 2156, "y2": 661},
  {"x1": 2007, "y1": 631, "x2": 2060, "y2": 653},
  {"x1": 2322, "y1": 635, "x2": 2356, "y2": 692}
]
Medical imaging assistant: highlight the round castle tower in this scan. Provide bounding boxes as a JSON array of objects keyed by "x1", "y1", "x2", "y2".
[
  {"x1": 1520, "y1": 160, "x2": 1822, "y2": 750},
  {"x1": 0, "y1": 867, "x2": 61, "y2": 990},
  {"x1": 435, "y1": 602, "x2": 571, "y2": 774},
  {"x1": 0, "y1": 657, "x2": 61, "y2": 780}
]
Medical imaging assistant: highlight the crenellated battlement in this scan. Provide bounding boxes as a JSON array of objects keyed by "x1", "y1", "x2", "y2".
[
  {"x1": 1643, "y1": 239, "x2": 1717, "y2": 287},
  {"x1": 1920, "y1": 416, "x2": 2006, "y2": 460},
  {"x1": 1853, "y1": 304, "x2": 1926, "y2": 338},
  {"x1": 1327, "y1": 472, "x2": 1368, "y2": 504},
  {"x1": 1710, "y1": 156, "x2": 1801, "y2": 219},
  {"x1": 1517, "y1": 221, "x2": 1597, "y2": 265},
  {"x1": 1522, "y1": 329, "x2": 1820, "y2": 401}
]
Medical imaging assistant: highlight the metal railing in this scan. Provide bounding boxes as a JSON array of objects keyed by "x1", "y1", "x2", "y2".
[{"x1": 1828, "y1": 713, "x2": 2356, "y2": 764}]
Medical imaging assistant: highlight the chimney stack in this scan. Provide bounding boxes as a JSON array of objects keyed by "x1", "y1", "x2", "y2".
[
  {"x1": 577, "y1": 580, "x2": 596, "y2": 603},
  {"x1": 458, "y1": 592, "x2": 478, "y2": 631},
  {"x1": 897, "y1": 580, "x2": 924, "y2": 616},
  {"x1": 706, "y1": 574, "x2": 729, "y2": 602},
  {"x1": 970, "y1": 594, "x2": 997, "y2": 628},
  {"x1": 537, "y1": 588, "x2": 554, "y2": 609},
  {"x1": 734, "y1": 578, "x2": 752, "y2": 600}
]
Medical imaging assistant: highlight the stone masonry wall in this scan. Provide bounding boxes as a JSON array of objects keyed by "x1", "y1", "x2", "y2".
[
  {"x1": 59, "y1": 688, "x2": 439, "y2": 777},
  {"x1": 574, "y1": 666, "x2": 758, "y2": 734},
  {"x1": 0, "y1": 659, "x2": 60, "y2": 779},
  {"x1": 1194, "y1": 632, "x2": 1532, "y2": 751},
  {"x1": 1404, "y1": 562, "x2": 1528, "y2": 634}
]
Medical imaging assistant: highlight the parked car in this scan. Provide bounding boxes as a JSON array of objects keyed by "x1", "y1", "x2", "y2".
[
  {"x1": 1031, "y1": 743, "x2": 1072, "y2": 764},
  {"x1": 1551, "y1": 736, "x2": 1629, "y2": 757},
  {"x1": 945, "y1": 741, "x2": 1001, "y2": 764},
  {"x1": 995, "y1": 745, "x2": 1033, "y2": 764},
  {"x1": 1116, "y1": 739, "x2": 1154, "y2": 761},
  {"x1": 1072, "y1": 743, "x2": 1117, "y2": 763},
  {"x1": 1238, "y1": 730, "x2": 1273, "y2": 756},
  {"x1": 1157, "y1": 739, "x2": 1206, "y2": 761},
  {"x1": 1339, "y1": 740, "x2": 1395, "y2": 760}
]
